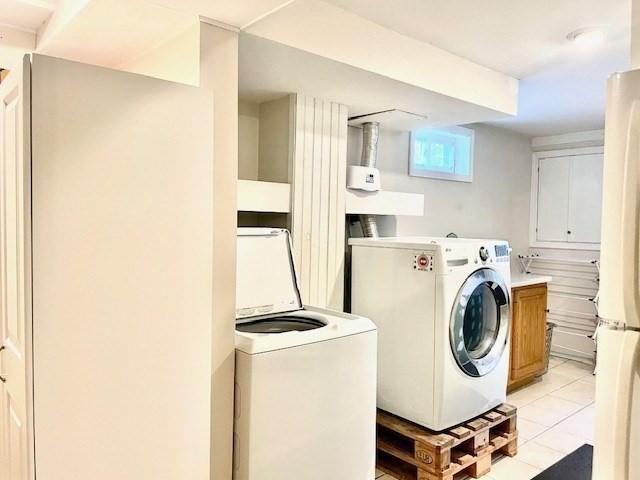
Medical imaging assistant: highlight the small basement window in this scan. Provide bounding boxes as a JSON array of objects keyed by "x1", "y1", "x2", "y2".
[{"x1": 409, "y1": 126, "x2": 474, "y2": 182}]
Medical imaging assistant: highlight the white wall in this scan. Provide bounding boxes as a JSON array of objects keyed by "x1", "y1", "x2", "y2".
[
  {"x1": 633, "y1": 0, "x2": 640, "y2": 68},
  {"x1": 239, "y1": 100, "x2": 260, "y2": 180},
  {"x1": 347, "y1": 124, "x2": 532, "y2": 254},
  {"x1": 238, "y1": 96, "x2": 291, "y2": 182},
  {"x1": 119, "y1": 23, "x2": 200, "y2": 85}
]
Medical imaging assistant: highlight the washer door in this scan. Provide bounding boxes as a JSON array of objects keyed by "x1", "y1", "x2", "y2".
[{"x1": 450, "y1": 268, "x2": 510, "y2": 377}]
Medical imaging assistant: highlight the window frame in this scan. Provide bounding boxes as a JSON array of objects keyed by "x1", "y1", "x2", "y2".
[{"x1": 408, "y1": 125, "x2": 475, "y2": 182}]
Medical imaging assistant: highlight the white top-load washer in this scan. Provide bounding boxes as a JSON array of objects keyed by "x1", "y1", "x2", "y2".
[
  {"x1": 350, "y1": 237, "x2": 511, "y2": 431},
  {"x1": 234, "y1": 228, "x2": 377, "y2": 480}
]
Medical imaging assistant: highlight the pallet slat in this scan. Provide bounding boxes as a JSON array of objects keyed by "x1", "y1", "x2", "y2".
[
  {"x1": 495, "y1": 404, "x2": 517, "y2": 416},
  {"x1": 483, "y1": 411, "x2": 505, "y2": 423},
  {"x1": 378, "y1": 438, "x2": 421, "y2": 468},
  {"x1": 377, "y1": 411, "x2": 455, "y2": 448},
  {"x1": 465, "y1": 418, "x2": 491, "y2": 431},
  {"x1": 449, "y1": 426, "x2": 472, "y2": 440},
  {"x1": 377, "y1": 404, "x2": 518, "y2": 480}
]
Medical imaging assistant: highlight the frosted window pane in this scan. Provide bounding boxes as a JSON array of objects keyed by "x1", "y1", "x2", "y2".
[{"x1": 410, "y1": 126, "x2": 474, "y2": 182}]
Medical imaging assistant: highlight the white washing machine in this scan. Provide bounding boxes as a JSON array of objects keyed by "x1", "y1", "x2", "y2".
[
  {"x1": 234, "y1": 228, "x2": 377, "y2": 480},
  {"x1": 350, "y1": 237, "x2": 511, "y2": 431}
]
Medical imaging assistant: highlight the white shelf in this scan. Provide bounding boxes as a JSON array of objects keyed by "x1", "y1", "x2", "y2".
[
  {"x1": 348, "y1": 109, "x2": 430, "y2": 132},
  {"x1": 345, "y1": 189, "x2": 424, "y2": 216},
  {"x1": 237, "y1": 180, "x2": 291, "y2": 213}
]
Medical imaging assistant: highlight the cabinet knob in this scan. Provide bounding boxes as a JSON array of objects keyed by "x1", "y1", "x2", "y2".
[{"x1": 567, "y1": 230, "x2": 572, "y2": 234}]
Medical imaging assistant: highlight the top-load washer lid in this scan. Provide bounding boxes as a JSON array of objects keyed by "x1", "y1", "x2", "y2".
[{"x1": 236, "y1": 228, "x2": 303, "y2": 320}]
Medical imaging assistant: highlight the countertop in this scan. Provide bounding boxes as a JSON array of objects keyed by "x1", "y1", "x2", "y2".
[{"x1": 511, "y1": 272, "x2": 552, "y2": 289}]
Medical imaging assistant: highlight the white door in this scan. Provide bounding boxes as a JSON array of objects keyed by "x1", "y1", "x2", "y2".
[
  {"x1": 0, "y1": 57, "x2": 33, "y2": 480},
  {"x1": 537, "y1": 156, "x2": 571, "y2": 242},
  {"x1": 568, "y1": 153, "x2": 604, "y2": 243}
]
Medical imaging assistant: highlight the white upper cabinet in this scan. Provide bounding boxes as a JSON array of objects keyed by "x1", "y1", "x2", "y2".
[
  {"x1": 537, "y1": 156, "x2": 571, "y2": 242},
  {"x1": 567, "y1": 154, "x2": 604, "y2": 243},
  {"x1": 532, "y1": 149, "x2": 604, "y2": 248}
]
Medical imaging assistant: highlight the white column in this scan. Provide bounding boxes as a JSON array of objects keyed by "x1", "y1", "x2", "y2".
[
  {"x1": 633, "y1": 0, "x2": 640, "y2": 68},
  {"x1": 199, "y1": 21, "x2": 238, "y2": 480}
]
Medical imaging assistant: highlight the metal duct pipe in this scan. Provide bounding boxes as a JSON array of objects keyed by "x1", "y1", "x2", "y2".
[
  {"x1": 360, "y1": 214, "x2": 379, "y2": 237},
  {"x1": 360, "y1": 121, "x2": 380, "y2": 168},
  {"x1": 359, "y1": 122, "x2": 380, "y2": 237}
]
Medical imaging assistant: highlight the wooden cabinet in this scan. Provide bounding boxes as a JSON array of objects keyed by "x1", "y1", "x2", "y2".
[{"x1": 508, "y1": 284, "x2": 548, "y2": 391}]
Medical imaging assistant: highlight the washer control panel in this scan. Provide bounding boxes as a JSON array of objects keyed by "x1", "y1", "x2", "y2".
[
  {"x1": 494, "y1": 243, "x2": 510, "y2": 263},
  {"x1": 413, "y1": 253, "x2": 434, "y2": 272}
]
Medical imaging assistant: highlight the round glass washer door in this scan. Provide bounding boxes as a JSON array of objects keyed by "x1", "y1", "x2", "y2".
[{"x1": 449, "y1": 268, "x2": 510, "y2": 377}]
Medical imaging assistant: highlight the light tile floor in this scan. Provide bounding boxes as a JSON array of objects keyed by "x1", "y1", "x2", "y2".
[{"x1": 375, "y1": 356, "x2": 595, "y2": 480}]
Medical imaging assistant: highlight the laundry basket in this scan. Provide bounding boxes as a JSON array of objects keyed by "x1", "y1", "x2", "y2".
[{"x1": 541, "y1": 321, "x2": 557, "y2": 375}]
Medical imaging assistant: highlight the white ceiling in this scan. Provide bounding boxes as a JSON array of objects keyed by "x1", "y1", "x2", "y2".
[
  {"x1": 2, "y1": 0, "x2": 632, "y2": 136},
  {"x1": 239, "y1": 33, "x2": 509, "y2": 128},
  {"x1": 0, "y1": 0, "x2": 54, "y2": 32},
  {"x1": 0, "y1": 0, "x2": 54, "y2": 69},
  {"x1": 2, "y1": 0, "x2": 294, "y2": 70},
  {"x1": 36, "y1": 0, "x2": 196, "y2": 69},
  {"x1": 145, "y1": 0, "x2": 295, "y2": 28},
  {"x1": 325, "y1": 0, "x2": 631, "y2": 136}
]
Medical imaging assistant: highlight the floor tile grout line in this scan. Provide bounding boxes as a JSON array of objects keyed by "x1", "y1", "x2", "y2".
[
  {"x1": 509, "y1": 368, "x2": 594, "y2": 409},
  {"x1": 518, "y1": 393, "x2": 592, "y2": 431},
  {"x1": 523, "y1": 400, "x2": 594, "y2": 448}
]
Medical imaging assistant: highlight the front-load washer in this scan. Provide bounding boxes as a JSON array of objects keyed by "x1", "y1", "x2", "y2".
[
  {"x1": 234, "y1": 228, "x2": 377, "y2": 480},
  {"x1": 350, "y1": 237, "x2": 511, "y2": 431}
]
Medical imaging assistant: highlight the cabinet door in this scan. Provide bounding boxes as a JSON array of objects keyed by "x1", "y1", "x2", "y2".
[
  {"x1": 0, "y1": 56, "x2": 33, "y2": 480},
  {"x1": 509, "y1": 285, "x2": 548, "y2": 386},
  {"x1": 568, "y1": 154, "x2": 604, "y2": 243},
  {"x1": 537, "y1": 157, "x2": 571, "y2": 242}
]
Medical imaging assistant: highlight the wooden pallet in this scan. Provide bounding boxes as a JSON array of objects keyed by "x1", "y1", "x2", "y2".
[{"x1": 376, "y1": 404, "x2": 518, "y2": 480}]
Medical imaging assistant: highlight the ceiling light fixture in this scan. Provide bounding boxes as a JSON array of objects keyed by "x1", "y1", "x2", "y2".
[{"x1": 567, "y1": 27, "x2": 606, "y2": 47}]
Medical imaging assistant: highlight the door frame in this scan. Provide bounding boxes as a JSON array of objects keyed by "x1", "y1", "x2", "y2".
[
  {"x1": 529, "y1": 146, "x2": 604, "y2": 250},
  {"x1": 0, "y1": 54, "x2": 34, "y2": 480}
]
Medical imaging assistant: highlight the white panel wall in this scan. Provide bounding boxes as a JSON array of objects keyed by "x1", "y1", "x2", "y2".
[{"x1": 291, "y1": 95, "x2": 347, "y2": 309}]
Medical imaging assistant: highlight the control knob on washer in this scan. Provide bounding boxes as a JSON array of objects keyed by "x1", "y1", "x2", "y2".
[{"x1": 479, "y1": 246, "x2": 489, "y2": 262}]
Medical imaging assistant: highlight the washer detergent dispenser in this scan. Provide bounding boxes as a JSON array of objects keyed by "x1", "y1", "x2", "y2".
[{"x1": 233, "y1": 228, "x2": 377, "y2": 480}]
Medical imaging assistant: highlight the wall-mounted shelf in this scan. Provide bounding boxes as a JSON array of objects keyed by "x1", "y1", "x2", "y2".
[
  {"x1": 345, "y1": 190, "x2": 424, "y2": 216},
  {"x1": 237, "y1": 180, "x2": 290, "y2": 213}
]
